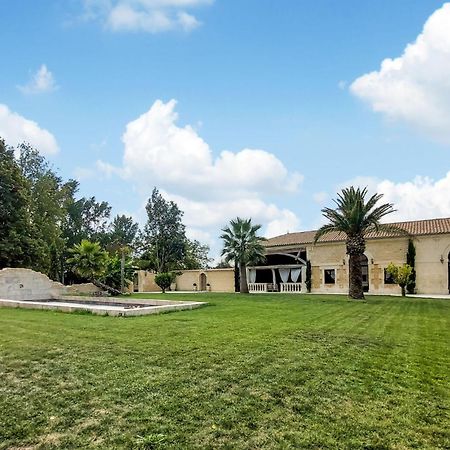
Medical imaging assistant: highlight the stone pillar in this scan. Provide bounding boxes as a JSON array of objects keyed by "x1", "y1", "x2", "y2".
[{"x1": 301, "y1": 265, "x2": 307, "y2": 292}]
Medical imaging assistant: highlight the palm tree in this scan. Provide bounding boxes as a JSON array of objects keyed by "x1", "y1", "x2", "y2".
[
  {"x1": 67, "y1": 239, "x2": 107, "y2": 282},
  {"x1": 314, "y1": 187, "x2": 398, "y2": 299},
  {"x1": 220, "y1": 217, "x2": 266, "y2": 294}
]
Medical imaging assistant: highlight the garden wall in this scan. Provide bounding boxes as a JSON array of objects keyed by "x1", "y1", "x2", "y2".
[
  {"x1": 134, "y1": 268, "x2": 235, "y2": 292},
  {"x1": 176, "y1": 268, "x2": 235, "y2": 292}
]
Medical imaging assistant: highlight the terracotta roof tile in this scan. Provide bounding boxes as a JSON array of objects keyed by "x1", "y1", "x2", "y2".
[{"x1": 265, "y1": 217, "x2": 450, "y2": 248}]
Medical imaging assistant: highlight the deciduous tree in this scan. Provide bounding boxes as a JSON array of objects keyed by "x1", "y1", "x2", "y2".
[
  {"x1": 386, "y1": 263, "x2": 413, "y2": 297},
  {"x1": 143, "y1": 188, "x2": 186, "y2": 273},
  {"x1": 0, "y1": 140, "x2": 37, "y2": 268}
]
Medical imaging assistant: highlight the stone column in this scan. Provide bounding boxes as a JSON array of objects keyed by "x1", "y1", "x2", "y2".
[{"x1": 301, "y1": 265, "x2": 307, "y2": 292}]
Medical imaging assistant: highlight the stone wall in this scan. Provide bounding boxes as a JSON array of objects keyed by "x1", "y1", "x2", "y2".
[
  {"x1": 414, "y1": 235, "x2": 450, "y2": 294},
  {"x1": 0, "y1": 268, "x2": 64, "y2": 300},
  {"x1": 134, "y1": 268, "x2": 235, "y2": 292},
  {"x1": 176, "y1": 269, "x2": 235, "y2": 292},
  {"x1": 134, "y1": 271, "x2": 160, "y2": 292}
]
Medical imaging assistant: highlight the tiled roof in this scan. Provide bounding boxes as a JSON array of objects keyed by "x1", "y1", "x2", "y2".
[{"x1": 265, "y1": 217, "x2": 450, "y2": 248}]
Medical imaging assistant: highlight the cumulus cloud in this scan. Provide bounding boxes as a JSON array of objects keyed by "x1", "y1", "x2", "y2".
[
  {"x1": 117, "y1": 99, "x2": 302, "y2": 199},
  {"x1": 0, "y1": 104, "x2": 59, "y2": 155},
  {"x1": 18, "y1": 64, "x2": 58, "y2": 94},
  {"x1": 350, "y1": 3, "x2": 450, "y2": 144},
  {"x1": 97, "y1": 99, "x2": 302, "y2": 245},
  {"x1": 163, "y1": 191, "x2": 301, "y2": 237},
  {"x1": 83, "y1": 0, "x2": 211, "y2": 33},
  {"x1": 341, "y1": 172, "x2": 450, "y2": 222}
]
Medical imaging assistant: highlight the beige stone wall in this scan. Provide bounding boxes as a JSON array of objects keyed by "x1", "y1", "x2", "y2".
[
  {"x1": 300, "y1": 233, "x2": 450, "y2": 295},
  {"x1": 175, "y1": 269, "x2": 235, "y2": 292},
  {"x1": 307, "y1": 242, "x2": 348, "y2": 294},
  {"x1": 0, "y1": 268, "x2": 64, "y2": 300},
  {"x1": 307, "y1": 238, "x2": 410, "y2": 295},
  {"x1": 414, "y1": 235, "x2": 450, "y2": 294},
  {"x1": 175, "y1": 271, "x2": 199, "y2": 291},
  {"x1": 135, "y1": 268, "x2": 235, "y2": 292},
  {"x1": 365, "y1": 238, "x2": 409, "y2": 295},
  {"x1": 135, "y1": 270, "x2": 160, "y2": 292}
]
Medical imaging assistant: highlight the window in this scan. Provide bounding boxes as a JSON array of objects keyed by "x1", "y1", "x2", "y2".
[
  {"x1": 324, "y1": 269, "x2": 336, "y2": 284},
  {"x1": 384, "y1": 269, "x2": 395, "y2": 284}
]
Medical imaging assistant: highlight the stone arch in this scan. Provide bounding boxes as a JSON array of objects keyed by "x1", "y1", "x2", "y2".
[
  {"x1": 441, "y1": 243, "x2": 450, "y2": 294},
  {"x1": 199, "y1": 273, "x2": 207, "y2": 291},
  {"x1": 448, "y1": 251, "x2": 450, "y2": 294},
  {"x1": 360, "y1": 253, "x2": 370, "y2": 292}
]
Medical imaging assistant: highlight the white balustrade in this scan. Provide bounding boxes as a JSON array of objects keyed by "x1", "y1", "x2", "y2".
[
  {"x1": 248, "y1": 283, "x2": 268, "y2": 293},
  {"x1": 280, "y1": 283, "x2": 302, "y2": 293}
]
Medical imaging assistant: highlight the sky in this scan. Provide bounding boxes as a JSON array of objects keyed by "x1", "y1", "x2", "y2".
[{"x1": 1, "y1": 0, "x2": 450, "y2": 259}]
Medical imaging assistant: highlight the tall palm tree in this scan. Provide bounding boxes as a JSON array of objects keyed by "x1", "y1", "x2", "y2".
[
  {"x1": 67, "y1": 239, "x2": 107, "y2": 282},
  {"x1": 314, "y1": 187, "x2": 398, "y2": 299},
  {"x1": 220, "y1": 217, "x2": 266, "y2": 294}
]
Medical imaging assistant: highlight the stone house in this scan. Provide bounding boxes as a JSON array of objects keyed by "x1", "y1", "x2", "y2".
[{"x1": 250, "y1": 217, "x2": 450, "y2": 295}]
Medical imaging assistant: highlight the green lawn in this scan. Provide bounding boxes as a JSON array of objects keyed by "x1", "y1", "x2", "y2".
[{"x1": 0, "y1": 294, "x2": 449, "y2": 449}]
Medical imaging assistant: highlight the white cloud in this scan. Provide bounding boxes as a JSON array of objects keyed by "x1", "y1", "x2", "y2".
[
  {"x1": 340, "y1": 172, "x2": 450, "y2": 222},
  {"x1": 96, "y1": 99, "x2": 302, "y2": 252},
  {"x1": 162, "y1": 191, "x2": 300, "y2": 237},
  {"x1": 73, "y1": 167, "x2": 95, "y2": 180},
  {"x1": 265, "y1": 210, "x2": 301, "y2": 238},
  {"x1": 350, "y1": 3, "x2": 450, "y2": 144},
  {"x1": 83, "y1": 0, "x2": 212, "y2": 33},
  {"x1": 0, "y1": 104, "x2": 59, "y2": 155},
  {"x1": 116, "y1": 99, "x2": 303, "y2": 199},
  {"x1": 18, "y1": 65, "x2": 58, "y2": 94},
  {"x1": 313, "y1": 191, "x2": 328, "y2": 204}
]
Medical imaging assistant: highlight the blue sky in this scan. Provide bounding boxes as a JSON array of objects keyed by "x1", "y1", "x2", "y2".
[{"x1": 1, "y1": 1, "x2": 450, "y2": 257}]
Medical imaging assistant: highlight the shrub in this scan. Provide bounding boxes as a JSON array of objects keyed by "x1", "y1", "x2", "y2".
[
  {"x1": 306, "y1": 260, "x2": 312, "y2": 293},
  {"x1": 386, "y1": 263, "x2": 413, "y2": 297},
  {"x1": 406, "y1": 240, "x2": 416, "y2": 294},
  {"x1": 154, "y1": 272, "x2": 173, "y2": 293}
]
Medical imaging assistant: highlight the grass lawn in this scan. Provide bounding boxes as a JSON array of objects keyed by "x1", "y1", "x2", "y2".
[{"x1": 0, "y1": 293, "x2": 449, "y2": 449}]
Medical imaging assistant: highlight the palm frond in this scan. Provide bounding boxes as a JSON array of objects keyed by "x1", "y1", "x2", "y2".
[{"x1": 316, "y1": 186, "x2": 396, "y2": 243}]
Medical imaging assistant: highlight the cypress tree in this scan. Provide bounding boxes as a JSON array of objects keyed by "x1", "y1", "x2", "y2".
[
  {"x1": 306, "y1": 260, "x2": 312, "y2": 293},
  {"x1": 406, "y1": 239, "x2": 416, "y2": 294}
]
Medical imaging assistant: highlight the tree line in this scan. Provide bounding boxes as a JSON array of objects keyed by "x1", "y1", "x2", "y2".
[{"x1": 0, "y1": 139, "x2": 211, "y2": 288}]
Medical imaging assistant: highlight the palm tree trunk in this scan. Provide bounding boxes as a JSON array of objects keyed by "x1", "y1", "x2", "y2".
[
  {"x1": 348, "y1": 253, "x2": 364, "y2": 299},
  {"x1": 239, "y1": 261, "x2": 249, "y2": 294}
]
